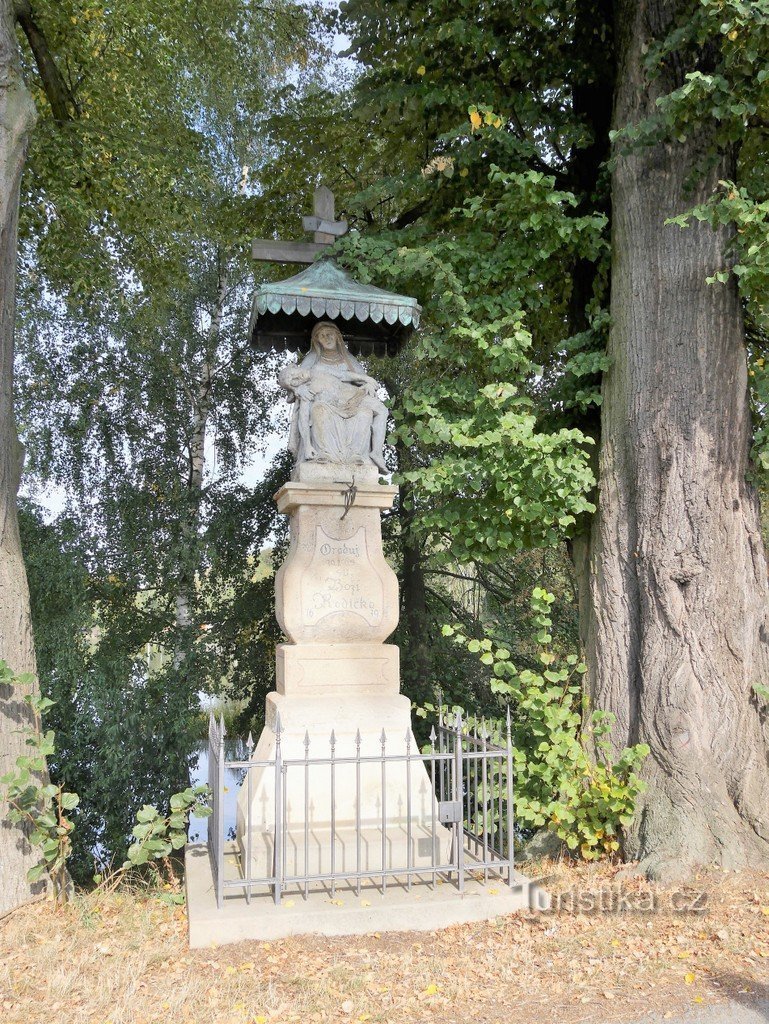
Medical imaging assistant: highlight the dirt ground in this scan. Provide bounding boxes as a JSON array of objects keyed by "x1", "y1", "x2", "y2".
[{"x1": 1, "y1": 860, "x2": 767, "y2": 1024}]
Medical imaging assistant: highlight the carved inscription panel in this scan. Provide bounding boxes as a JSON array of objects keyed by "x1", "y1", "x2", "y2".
[{"x1": 300, "y1": 526, "x2": 384, "y2": 629}]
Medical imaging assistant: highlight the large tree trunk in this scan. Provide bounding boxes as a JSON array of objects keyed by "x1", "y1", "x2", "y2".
[
  {"x1": 579, "y1": 0, "x2": 769, "y2": 880},
  {"x1": 0, "y1": 0, "x2": 42, "y2": 914}
]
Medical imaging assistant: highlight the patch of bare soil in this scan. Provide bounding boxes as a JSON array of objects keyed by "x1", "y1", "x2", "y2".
[{"x1": 1, "y1": 860, "x2": 767, "y2": 1024}]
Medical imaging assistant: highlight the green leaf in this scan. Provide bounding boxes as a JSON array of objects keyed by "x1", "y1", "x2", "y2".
[{"x1": 26, "y1": 863, "x2": 47, "y2": 883}]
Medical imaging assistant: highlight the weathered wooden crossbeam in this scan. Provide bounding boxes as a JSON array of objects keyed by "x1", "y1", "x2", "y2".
[
  {"x1": 252, "y1": 186, "x2": 348, "y2": 265},
  {"x1": 251, "y1": 239, "x2": 330, "y2": 264}
]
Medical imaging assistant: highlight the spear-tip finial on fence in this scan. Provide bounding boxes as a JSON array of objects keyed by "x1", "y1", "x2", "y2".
[
  {"x1": 355, "y1": 728, "x2": 362, "y2": 751},
  {"x1": 380, "y1": 728, "x2": 387, "y2": 749},
  {"x1": 218, "y1": 712, "x2": 227, "y2": 739},
  {"x1": 245, "y1": 731, "x2": 255, "y2": 755},
  {"x1": 274, "y1": 711, "x2": 283, "y2": 738},
  {"x1": 330, "y1": 728, "x2": 336, "y2": 752},
  {"x1": 429, "y1": 724, "x2": 437, "y2": 749},
  {"x1": 506, "y1": 704, "x2": 512, "y2": 745},
  {"x1": 304, "y1": 729, "x2": 310, "y2": 753}
]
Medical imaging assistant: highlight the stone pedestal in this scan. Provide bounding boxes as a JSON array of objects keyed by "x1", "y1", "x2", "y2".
[
  {"x1": 236, "y1": 476, "x2": 451, "y2": 880},
  {"x1": 274, "y1": 478, "x2": 399, "y2": 645}
]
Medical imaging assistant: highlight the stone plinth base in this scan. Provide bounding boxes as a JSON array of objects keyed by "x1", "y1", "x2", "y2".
[
  {"x1": 276, "y1": 643, "x2": 399, "y2": 696},
  {"x1": 185, "y1": 843, "x2": 551, "y2": 946}
]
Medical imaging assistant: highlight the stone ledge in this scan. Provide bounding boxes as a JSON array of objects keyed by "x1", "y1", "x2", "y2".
[
  {"x1": 185, "y1": 843, "x2": 550, "y2": 947},
  {"x1": 275, "y1": 481, "x2": 399, "y2": 514}
]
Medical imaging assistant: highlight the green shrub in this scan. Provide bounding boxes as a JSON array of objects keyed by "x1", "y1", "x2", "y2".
[
  {"x1": 0, "y1": 665, "x2": 79, "y2": 902},
  {"x1": 438, "y1": 588, "x2": 649, "y2": 860},
  {"x1": 1, "y1": 661, "x2": 210, "y2": 899}
]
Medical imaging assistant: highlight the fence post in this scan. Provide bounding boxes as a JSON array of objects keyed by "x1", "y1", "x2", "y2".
[
  {"x1": 454, "y1": 710, "x2": 465, "y2": 893},
  {"x1": 506, "y1": 704, "x2": 515, "y2": 888},
  {"x1": 273, "y1": 712, "x2": 283, "y2": 906},
  {"x1": 405, "y1": 727, "x2": 412, "y2": 893},
  {"x1": 429, "y1": 725, "x2": 437, "y2": 890},
  {"x1": 206, "y1": 713, "x2": 216, "y2": 902},
  {"x1": 355, "y1": 729, "x2": 362, "y2": 897},
  {"x1": 304, "y1": 729, "x2": 310, "y2": 901},
  {"x1": 380, "y1": 728, "x2": 387, "y2": 895},
  {"x1": 216, "y1": 713, "x2": 225, "y2": 909},
  {"x1": 330, "y1": 729, "x2": 337, "y2": 899},
  {"x1": 245, "y1": 731, "x2": 254, "y2": 905}
]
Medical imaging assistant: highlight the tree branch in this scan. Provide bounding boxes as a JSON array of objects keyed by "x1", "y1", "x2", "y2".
[
  {"x1": 14, "y1": 0, "x2": 75, "y2": 123},
  {"x1": 392, "y1": 199, "x2": 429, "y2": 230}
]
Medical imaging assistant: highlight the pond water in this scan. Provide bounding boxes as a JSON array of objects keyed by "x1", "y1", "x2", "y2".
[{"x1": 188, "y1": 740, "x2": 247, "y2": 844}]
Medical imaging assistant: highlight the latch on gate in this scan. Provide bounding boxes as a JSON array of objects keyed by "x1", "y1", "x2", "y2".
[{"x1": 438, "y1": 800, "x2": 462, "y2": 824}]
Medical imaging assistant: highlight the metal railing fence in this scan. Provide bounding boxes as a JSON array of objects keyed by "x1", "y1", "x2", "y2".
[{"x1": 206, "y1": 708, "x2": 514, "y2": 909}]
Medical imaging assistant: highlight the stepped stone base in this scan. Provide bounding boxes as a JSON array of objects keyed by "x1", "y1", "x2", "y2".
[{"x1": 185, "y1": 843, "x2": 551, "y2": 947}]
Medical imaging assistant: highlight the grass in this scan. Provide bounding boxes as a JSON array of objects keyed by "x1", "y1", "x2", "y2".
[{"x1": 1, "y1": 860, "x2": 768, "y2": 1024}]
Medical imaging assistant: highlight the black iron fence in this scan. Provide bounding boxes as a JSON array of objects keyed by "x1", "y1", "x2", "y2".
[{"x1": 206, "y1": 708, "x2": 515, "y2": 909}]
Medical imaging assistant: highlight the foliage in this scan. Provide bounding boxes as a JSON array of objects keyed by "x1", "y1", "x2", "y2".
[
  {"x1": 13, "y1": 0, "x2": 321, "y2": 875},
  {"x1": 121, "y1": 787, "x2": 211, "y2": 882},
  {"x1": 18, "y1": 0, "x2": 325, "y2": 307},
  {"x1": 0, "y1": 665, "x2": 79, "y2": 902},
  {"x1": 333, "y1": 0, "x2": 615, "y2": 404},
  {"x1": 338, "y1": 228, "x2": 598, "y2": 561},
  {"x1": 611, "y1": 0, "x2": 769, "y2": 156},
  {"x1": 18, "y1": 503, "x2": 197, "y2": 878},
  {"x1": 440, "y1": 590, "x2": 649, "y2": 859},
  {"x1": 18, "y1": 477, "x2": 288, "y2": 877},
  {"x1": 0, "y1": 654, "x2": 211, "y2": 899}
]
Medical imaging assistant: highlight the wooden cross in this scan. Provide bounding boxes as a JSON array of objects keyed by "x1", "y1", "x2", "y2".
[{"x1": 251, "y1": 186, "x2": 348, "y2": 265}]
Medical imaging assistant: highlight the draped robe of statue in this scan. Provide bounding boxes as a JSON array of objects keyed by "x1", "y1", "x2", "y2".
[{"x1": 279, "y1": 322, "x2": 388, "y2": 474}]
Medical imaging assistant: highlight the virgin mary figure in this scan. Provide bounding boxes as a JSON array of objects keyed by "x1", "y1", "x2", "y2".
[{"x1": 279, "y1": 321, "x2": 389, "y2": 471}]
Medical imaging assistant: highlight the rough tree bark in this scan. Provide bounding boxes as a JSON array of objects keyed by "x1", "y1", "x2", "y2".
[
  {"x1": 0, "y1": 0, "x2": 42, "y2": 914},
  {"x1": 578, "y1": 0, "x2": 769, "y2": 879}
]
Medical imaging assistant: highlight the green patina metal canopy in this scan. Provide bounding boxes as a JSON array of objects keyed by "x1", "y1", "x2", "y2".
[{"x1": 249, "y1": 257, "x2": 422, "y2": 358}]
